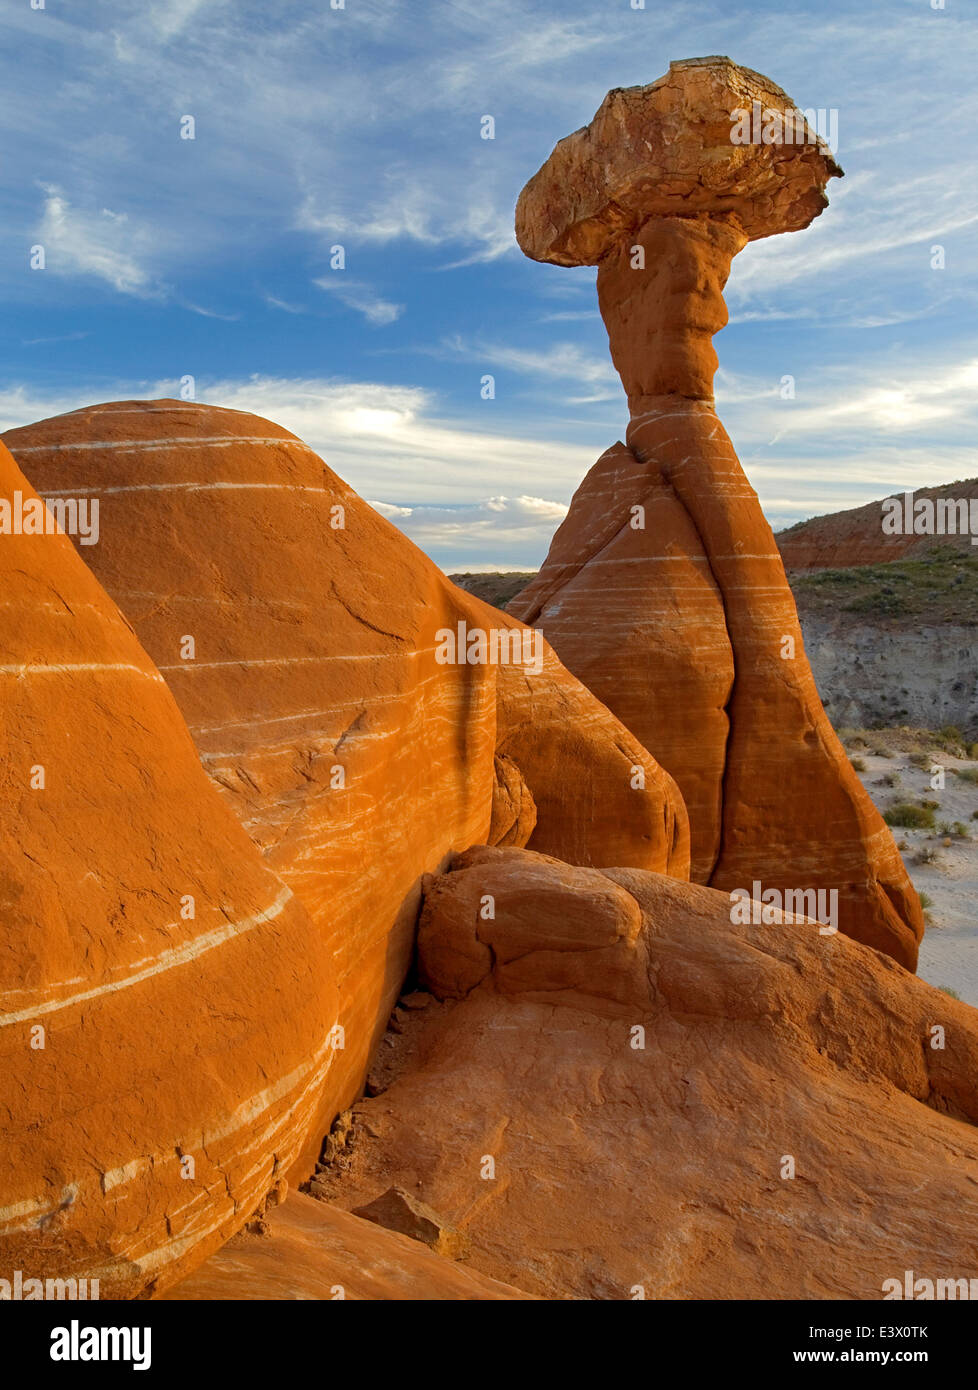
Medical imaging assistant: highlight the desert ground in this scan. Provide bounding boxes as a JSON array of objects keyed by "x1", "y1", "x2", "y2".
[{"x1": 843, "y1": 729, "x2": 978, "y2": 1005}]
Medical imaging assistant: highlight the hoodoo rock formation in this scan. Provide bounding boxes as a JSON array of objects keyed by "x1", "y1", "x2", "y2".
[
  {"x1": 321, "y1": 846, "x2": 978, "y2": 1300},
  {"x1": 3, "y1": 399, "x2": 688, "y2": 1158},
  {"x1": 510, "y1": 57, "x2": 923, "y2": 968},
  {"x1": 0, "y1": 442, "x2": 339, "y2": 1298}
]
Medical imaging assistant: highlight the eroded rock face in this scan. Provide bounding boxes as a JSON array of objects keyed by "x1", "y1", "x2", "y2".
[
  {"x1": 352, "y1": 1185, "x2": 469, "y2": 1259},
  {"x1": 162, "y1": 1192, "x2": 532, "y2": 1301},
  {"x1": 325, "y1": 847, "x2": 978, "y2": 1300},
  {"x1": 0, "y1": 443, "x2": 338, "y2": 1298},
  {"x1": 3, "y1": 400, "x2": 689, "y2": 1148},
  {"x1": 488, "y1": 754, "x2": 537, "y2": 848},
  {"x1": 510, "y1": 58, "x2": 923, "y2": 967},
  {"x1": 509, "y1": 441, "x2": 732, "y2": 881}
]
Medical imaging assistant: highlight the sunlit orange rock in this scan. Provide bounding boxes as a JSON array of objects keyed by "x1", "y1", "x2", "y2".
[
  {"x1": 0, "y1": 441, "x2": 337, "y2": 1298},
  {"x1": 163, "y1": 1191, "x2": 534, "y2": 1301},
  {"x1": 330, "y1": 846, "x2": 978, "y2": 1298}
]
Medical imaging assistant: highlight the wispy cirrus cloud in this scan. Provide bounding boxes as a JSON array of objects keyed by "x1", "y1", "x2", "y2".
[
  {"x1": 33, "y1": 185, "x2": 160, "y2": 296},
  {"x1": 313, "y1": 276, "x2": 404, "y2": 326},
  {"x1": 438, "y1": 334, "x2": 618, "y2": 402}
]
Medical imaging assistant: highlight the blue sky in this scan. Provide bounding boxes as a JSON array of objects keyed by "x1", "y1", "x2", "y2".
[{"x1": 1, "y1": 0, "x2": 975, "y2": 570}]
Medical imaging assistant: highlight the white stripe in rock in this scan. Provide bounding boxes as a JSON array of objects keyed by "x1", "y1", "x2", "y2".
[{"x1": 0, "y1": 886, "x2": 294, "y2": 1027}]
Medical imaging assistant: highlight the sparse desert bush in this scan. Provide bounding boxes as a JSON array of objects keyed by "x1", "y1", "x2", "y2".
[
  {"x1": 872, "y1": 745, "x2": 894, "y2": 759},
  {"x1": 850, "y1": 756, "x2": 867, "y2": 772},
  {"x1": 937, "y1": 731, "x2": 968, "y2": 757},
  {"x1": 921, "y1": 799, "x2": 940, "y2": 811},
  {"x1": 953, "y1": 767, "x2": 978, "y2": 785},
  {"x1": 914, "y1": 844, "x2": 941, "y2": 865},
  {"x1": 885, "y1": 803, "x2": 936, "y2": 830},
  {"x1": 876, "y1": 772, "x2": 901, "y2": 788},
  {"x1": 918, "y1": 892, "x2": 934, "y2": 908},
  {"x1": 908, "y1": 751, "x2": 931, "y2": 770},
  {"x1": 952, "y1": 821, "x2": 971, "y2": 839}
]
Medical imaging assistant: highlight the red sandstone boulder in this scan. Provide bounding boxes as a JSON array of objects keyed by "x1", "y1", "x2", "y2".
[
  {"x1": 327, "y1": 846, "x2": 978, "y2": 1299},
  {"x1": 0, "y1": 442, "x2": 337, "y2": 1299},
  {"x1": 510, "y1": 57, "x2": 923, "y2": 968},
  {"x1": 3, "y1": 399, "x2": 688, "y2": 1149}
]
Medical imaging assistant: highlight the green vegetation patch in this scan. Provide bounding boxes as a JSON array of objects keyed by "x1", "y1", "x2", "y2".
[
  {"x1": 792, "y1": 549, "x2": 978, "y2": 625},
  {"x1": 884, "y1": 802, "x2": 937, "y2": 830}
]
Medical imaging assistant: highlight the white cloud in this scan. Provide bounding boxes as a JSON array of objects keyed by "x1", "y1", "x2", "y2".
[
  {"x1": 264, "y1": 294, "x2": 307, "y2": 315},
  {"x1": 183, "y1": 301, "x2": 240, "y2": 321},
  {"x1": 368, "y1": 500, "x2": 414, "y2": 519},
  {"x1": 34, "y1": 186, "x2": 158, "y2": 296},
  {"x1": 313, "y1": 277, "x2": 403, "y2": 326},
  {"x1": 0, "y1": 375, "x2": 603, "y2": 510},
  {"x1": 440, "y1": 335, "x2": 618, "y2": 401},
  {"x1": 539, "y1": 310, "x2": 602, "y2": 323},
  {"x1": 746, "y1": 359, "x2": 978, "y2": 440},
  {"x1": 149, "y1": 0, "x2": 223, "y2": 42},
  {"x1": 298, "y1": 180, "x2": 516, "y2": 267},
  {"x1": 367, "y1": 494, "x2": 570, "y2": 568},
  {"x1": 729, "y1": 170, "x2": 978, "y2": 306}
]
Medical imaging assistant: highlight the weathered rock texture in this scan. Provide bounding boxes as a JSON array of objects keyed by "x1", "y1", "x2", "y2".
[
  {"x1": 0, "y1": 442, "x2": 338, "y2": 1298},
  {"x1": 507, "y1": 441, "x2": 733, "y2": 881},
  {"x1": 511, "y1": 57, "x2": 923, "y2": 967},
  {"x1": 352, "y1": 1184, "x2": 469, "y2": 1259},
  {"x1": 328, "y1": 846, "x2": 978, "y2": 1299},
  {"x1": 163, "y1": 1191, "x2": 532, "y2": 1300},
  {"x1": 3, "y1": 400, "x2": 688, "y2": 1169}
]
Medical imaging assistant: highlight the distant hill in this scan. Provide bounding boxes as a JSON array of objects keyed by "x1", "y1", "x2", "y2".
[
  {"x1": 776, "y1": 479, "x2": 978, "y2": 571},
  {"x1": 448, "y1": 571, "x2": 536, "y2": 609}
]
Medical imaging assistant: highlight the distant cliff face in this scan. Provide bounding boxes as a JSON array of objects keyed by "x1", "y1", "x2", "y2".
[
  {"x1": 801, "y1": 613, "x2": 978, "y2": 735},
  {"x1": 776, "y1": 480, "x2": 978, "y2": 570}
]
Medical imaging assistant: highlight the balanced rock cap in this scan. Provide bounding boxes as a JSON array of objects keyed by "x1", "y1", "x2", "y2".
[{"x1": 516, "y1": 55, "x2": 844, "y2": 266}]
